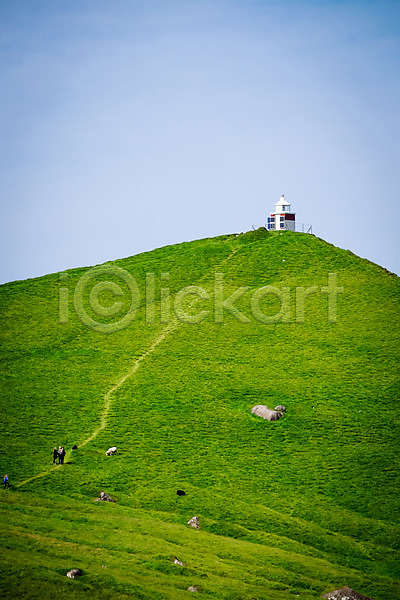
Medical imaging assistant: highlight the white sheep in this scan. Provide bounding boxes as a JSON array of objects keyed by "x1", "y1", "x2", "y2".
[{"x1": 105, "y1": 446, "x2": 117, "y2": 456}]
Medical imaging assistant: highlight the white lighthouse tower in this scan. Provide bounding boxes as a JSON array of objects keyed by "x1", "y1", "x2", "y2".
[{"x1": 266, "y1": 195, "x2": 296, "y2": 231}]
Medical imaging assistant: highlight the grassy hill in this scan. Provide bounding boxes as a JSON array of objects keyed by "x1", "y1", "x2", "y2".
[{"x1": 0, "y1": 229, "x2": 399, "y2": 600}]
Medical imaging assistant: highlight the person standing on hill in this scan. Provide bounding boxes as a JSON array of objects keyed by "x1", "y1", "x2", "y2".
[
  {"x1": 53, "y1": 447, "x2": 58, "y2": 465},
  {"x1": 58, "y1": 446, "x2": 66, "y2": 465},
  {"x1": 2, "y1": 474, "x2": 10, "y2": 489}
]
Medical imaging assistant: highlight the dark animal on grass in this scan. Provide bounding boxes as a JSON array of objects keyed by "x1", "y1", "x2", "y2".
[{"x1": 177, "y1": 490, "x2": 186, "y2": 496}]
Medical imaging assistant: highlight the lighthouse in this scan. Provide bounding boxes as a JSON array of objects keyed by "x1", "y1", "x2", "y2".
[{"x1": 266, "y1": 195, "x2": 296, "y2": 231}]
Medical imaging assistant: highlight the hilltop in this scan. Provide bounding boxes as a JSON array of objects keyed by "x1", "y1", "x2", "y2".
[{"x1": 0, "y1": 229, "x2": 399, "y2": 600}]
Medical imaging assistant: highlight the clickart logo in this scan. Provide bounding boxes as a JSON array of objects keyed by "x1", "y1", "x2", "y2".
[{"x1": 59, "y1": 266, "x2": 343, "y2": 334}]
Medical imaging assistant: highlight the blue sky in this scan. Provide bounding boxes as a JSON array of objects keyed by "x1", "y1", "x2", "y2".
[{"x1": 1, "y1": 0, "x2": 399, "y2": 283}]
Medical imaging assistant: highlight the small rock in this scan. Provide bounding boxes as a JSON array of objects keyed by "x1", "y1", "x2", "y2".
[
  {"x1": 66, "y1": 569, "x2": 82, "y2": 579},
  {"x1": 274, "y1": 405, "x2": 286, "y2": 412},
  {"x1": 322, "y1": 587, "x2": 374, "y2": 600},
  {"x1": 188, "y1": 585, "x2": 199, "y2": 592},
  {"x1": 187, "y1": 516, "x2": 200, "y2": 529},
  {"x1": 95, "y1": 491, "x2": 115, "y2": 503}
]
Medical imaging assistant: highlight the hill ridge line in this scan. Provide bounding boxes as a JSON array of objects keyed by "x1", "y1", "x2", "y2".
[{"x1": 16, "y1": 245, "x2": 240, "y2": 488}]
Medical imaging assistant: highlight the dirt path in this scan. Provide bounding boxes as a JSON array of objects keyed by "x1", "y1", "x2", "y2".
[
  {"x1": 77, "y1": 245, "x2": 240, "y2": 452},
  {"x1": 16, "y1": 320, "x2": 179, "y2": 488},
  {"x1": 79, "y1": 320, "x2": 179, "y2": 449}
]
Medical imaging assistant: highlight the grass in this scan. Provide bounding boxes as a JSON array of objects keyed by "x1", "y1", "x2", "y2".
[{"x1": 0, "y1": 229, "x2": 399, "y2": 599}]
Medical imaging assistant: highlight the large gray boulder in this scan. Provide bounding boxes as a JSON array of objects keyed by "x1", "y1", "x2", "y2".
[
  {"x1": 322, "y1": 587, "x2": 374, "y2": 600},
  {"x1": 251, "y1": 405, "x2": 283, "y2": 421}
]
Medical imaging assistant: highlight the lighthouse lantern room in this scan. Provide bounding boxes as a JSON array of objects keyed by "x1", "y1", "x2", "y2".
[{"x1": 266, "y1": 195, "x2": 296, "y2": 231}]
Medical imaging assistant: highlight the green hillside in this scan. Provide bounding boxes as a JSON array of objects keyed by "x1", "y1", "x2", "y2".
[{"x1": 0, "y1": 229, "x2": 399, "y2": 600}]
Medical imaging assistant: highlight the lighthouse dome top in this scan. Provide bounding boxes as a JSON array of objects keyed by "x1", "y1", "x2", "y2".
[
  {"x1": 275, "y1": 195, "x2": 291, "y2": 208},
  {"x1": 275, "y1": 195, "x2": 291, "y2": 212}
]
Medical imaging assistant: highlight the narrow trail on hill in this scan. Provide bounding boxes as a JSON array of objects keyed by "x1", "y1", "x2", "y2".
[
  {"x1": 16, "y1": 323, "x2": 179, "y2": 489},
  {"x1": 79, "y1": 319, "x2": 180, "y2": 449},
  {"x1": 17, "y1": 245, "x2": 240, "y2": 488}
]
